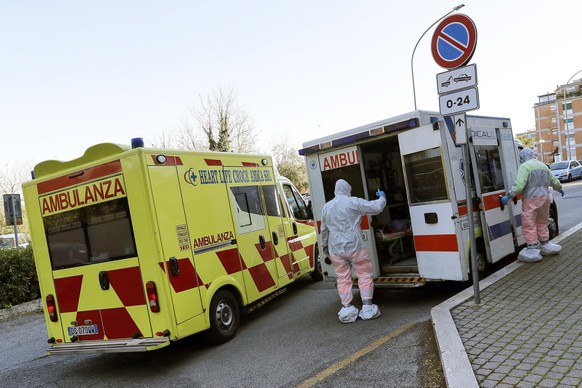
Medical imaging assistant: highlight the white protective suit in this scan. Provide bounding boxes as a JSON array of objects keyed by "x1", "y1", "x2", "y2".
[{"x1": 320, "y1": 179, "x2": 386, "y2": 322}]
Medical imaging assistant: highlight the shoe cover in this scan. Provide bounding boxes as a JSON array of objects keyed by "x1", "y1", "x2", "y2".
[
  {"x1": 338, "y1": 305, "x2": 359, "y2": 323},
  {"x1": 517, "y1": 247, "x2": 542, "y2": 263},
  {"x1": 540, "y1": 241, "x2": 561, "y2": 255},
  {"x1": 358, "y1": 304, "x2": 381, "y2": 320}
]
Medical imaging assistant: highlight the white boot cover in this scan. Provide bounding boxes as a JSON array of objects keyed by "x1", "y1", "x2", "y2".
[
  {"x1": 338, "y1": 305, "x2": 359, "y2": 323},
  {"x1": 358, "y1": 304, "x2": 381, "y2": 320},
  {"x1": 540, "y1": 241, "x2": 561, "y2": 255},
  {"x1": 518, "y1": 247, "x2": 542, "y2": 263}
]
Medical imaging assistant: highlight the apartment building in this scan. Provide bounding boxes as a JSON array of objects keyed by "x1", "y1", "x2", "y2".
[{"x1": 531, "y1": 78, "x2": 582, "y2": 164}]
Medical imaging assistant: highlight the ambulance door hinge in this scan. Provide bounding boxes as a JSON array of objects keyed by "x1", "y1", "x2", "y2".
[
  {"x1": 169, "y1": 257, "x2": 180, "y2": 277},
  {"x1": 99, "y1": 271, "x2": 110, "y2": 290}
]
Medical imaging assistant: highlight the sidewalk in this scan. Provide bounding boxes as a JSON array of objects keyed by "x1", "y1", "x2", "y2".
[{"x1": 432, "y1": 224, "x2": 582, "y2": 388}]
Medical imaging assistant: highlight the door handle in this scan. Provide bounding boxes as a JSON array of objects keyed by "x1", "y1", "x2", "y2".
[
  {"x1": 272, "y1": 231, "x2": 279, "y2": 245},
  {"x1": 259, "y1": 235, "x2": 266, "y2": 250},
  {"x1": 292, "y1": 222, "x2": 298, "y2": 235},
  {"x1": 99, "y1": 271, "x2": 110, "y2": 290},
  {"x1": 169, "y1": 256, "x2": 180, "y2": 277}
]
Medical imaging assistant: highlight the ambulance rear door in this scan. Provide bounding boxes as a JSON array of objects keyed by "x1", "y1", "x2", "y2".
[
  {"x1": 469, "y1": 126, "x2": 516, "y2": 263},
  {"x1": 40, "y1": 161, "x2": 154, "y2": 343},
  {"x1": 149, "y1": 163, "x2": 204, "y2": 325},
  {"x1": 399, "y1": 124, "x2": 466, "y2": 281}
]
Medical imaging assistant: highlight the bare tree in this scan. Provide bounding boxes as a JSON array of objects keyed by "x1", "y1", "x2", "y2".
[
  {"x1": 271, "y1": 136, "x2": 308, "y2": 192},
  {"x1": 153, "y1": 86, "x2": 258, "y2": 153}
]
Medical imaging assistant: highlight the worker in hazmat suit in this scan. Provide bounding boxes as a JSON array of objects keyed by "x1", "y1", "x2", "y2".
[
  {"x1": 501, "y1": 147, "x2": 564, "y2": 262},
  {"x1": 320, "y1": 179, "x2": 387, "y2": 323}
]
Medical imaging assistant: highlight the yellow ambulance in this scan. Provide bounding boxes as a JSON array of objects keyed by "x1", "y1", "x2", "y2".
[{"x1": 23, "y1": 139, "x2": 320, "y2": 354}]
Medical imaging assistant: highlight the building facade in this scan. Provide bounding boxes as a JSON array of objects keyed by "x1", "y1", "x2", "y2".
[{"x1": 531, "y1": 78, "x2": 582, "y2": 164}]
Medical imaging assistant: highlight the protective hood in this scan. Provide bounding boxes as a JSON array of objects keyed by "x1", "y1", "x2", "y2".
[
  {"x1": 520, "y1": 147, "x2": 535, "y2": 163},
  {"x1": 334, "y1": 179, "x2": 352, "y2": 197}
]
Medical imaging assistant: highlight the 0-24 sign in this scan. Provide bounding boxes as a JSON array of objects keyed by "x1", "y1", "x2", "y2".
[{"x1": 439, "y1": 87, "x2": 480, "y2": 115}]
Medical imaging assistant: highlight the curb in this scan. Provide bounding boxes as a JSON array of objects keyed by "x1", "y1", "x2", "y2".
[
  {"x1": 0, "y1": 299, "x2": 42, "y2": 322},
  {"x1": 431, "y1": 222, "x2": 582, "y2": 388}
]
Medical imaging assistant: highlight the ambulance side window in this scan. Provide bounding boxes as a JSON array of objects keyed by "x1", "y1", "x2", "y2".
[
  {"x1": 230, "y1": 186, "x2": 266, "y2": 233},
  {"x1": 474, "y1": 146, "x2": 504, "y2": 193},
  {"x1": 262, "y1": 184, "x2": 281, "y2": 217},
  {"x1": 282, "y1": 184, "x2": 310, "y2": 221},
  {"x1": 404, "y1": 148, "x2": 448, "y2": 203},
  {"x1": 44, "y1": 198, "x2": 137, "y2": 269}
]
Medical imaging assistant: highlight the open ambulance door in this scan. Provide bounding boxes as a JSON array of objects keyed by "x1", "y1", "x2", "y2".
[
  {"x1": 469, "y1": 127, "x2": 516, "y2": 264},
  {"x1": 399, "y1": 124, "x2": 466, "y2": 281}
]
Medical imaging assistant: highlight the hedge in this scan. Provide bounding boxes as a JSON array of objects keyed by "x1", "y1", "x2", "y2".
[{"x1": 0, "y1": 246, "x2": 40, "y2": 309}]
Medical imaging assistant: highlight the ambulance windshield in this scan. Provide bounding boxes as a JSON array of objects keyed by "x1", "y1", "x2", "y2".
[{"x1": 43, "y1": 198, "x2": 137, "y2": 269}]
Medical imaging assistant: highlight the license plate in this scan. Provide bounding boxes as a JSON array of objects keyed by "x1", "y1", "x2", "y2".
[{"x1": 68, "y1": 324, "x2": 99, "y2": 336}]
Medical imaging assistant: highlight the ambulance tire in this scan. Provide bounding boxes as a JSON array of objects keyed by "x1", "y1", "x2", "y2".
[
  {"x1": 207, "y1": 289, "x2": 240, "y2": 344},
  {"x1": 470, "y1": 239, "x2": 490, "y2": 277},
  {"x1": 310, "y1": 245, "x2": 323, "y2": 281}
]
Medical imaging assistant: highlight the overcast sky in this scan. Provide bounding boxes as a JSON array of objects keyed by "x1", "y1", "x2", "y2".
[{"x1": 3, "y1": 0, "x2": 582, "y2": 169}]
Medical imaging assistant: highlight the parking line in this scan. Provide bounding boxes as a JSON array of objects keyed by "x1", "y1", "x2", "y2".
[{"x1": 297, "y1": 322, "x2": 416, "y2": 388}]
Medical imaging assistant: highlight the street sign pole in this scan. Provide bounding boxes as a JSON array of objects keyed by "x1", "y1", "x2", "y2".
[
  {"x1": 433, "y1": 13, "x2": 481, "y2": 304},
  {"x1": 463, "y1": 137, "x2": 480, "y2": 305},
  {"x1": 11, "y1": 195, "x2": 18, "y2": 245}
]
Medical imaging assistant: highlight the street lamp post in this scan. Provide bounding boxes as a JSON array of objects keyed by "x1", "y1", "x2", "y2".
[
  {"x1": 563, "y1": 69, "x2": 582, "y2": 160},
  {"x1": 410, "y1": 4, "x2": 465, "y2": 110}
]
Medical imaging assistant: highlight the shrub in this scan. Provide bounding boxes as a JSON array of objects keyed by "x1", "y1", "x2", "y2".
[{"x1": 0, "y1": 246, "x2": 40, "y2": 308}]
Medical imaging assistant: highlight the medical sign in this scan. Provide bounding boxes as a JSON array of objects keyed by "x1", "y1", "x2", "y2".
[{"x1": 431, "y1": 14, "x2": 477, "y2": 69}]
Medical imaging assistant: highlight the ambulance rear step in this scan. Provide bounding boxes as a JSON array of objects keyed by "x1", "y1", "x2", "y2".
[
  {"x1": 353, "y1": 275, "x2": 426, "y2": 288},
  {"x1": 47, "y1": 337, "x2": 170, "y2": 354}
]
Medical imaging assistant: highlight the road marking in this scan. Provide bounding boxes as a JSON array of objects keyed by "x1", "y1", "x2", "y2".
[{"x1": 297, "y1": 321, "x2": 417, "y2": 388}]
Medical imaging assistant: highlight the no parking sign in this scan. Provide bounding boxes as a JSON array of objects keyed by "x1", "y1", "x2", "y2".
[{"x1": 431, "y1": 14, "x2": 477, "y2": 69}]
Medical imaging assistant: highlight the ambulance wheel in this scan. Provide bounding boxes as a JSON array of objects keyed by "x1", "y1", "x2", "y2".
[
  {"x1": 207, "y1": 290, "x2": 240, "y2": 344},
  {"x1": 475, "y1": 250, "x2": 488, "y2": 274},
  {"x1": 471, "y1": 239, "x2": 489, "y2": 276},
  {"x1": 310, "y1": 245, "x2": 323, "y2": 281}
]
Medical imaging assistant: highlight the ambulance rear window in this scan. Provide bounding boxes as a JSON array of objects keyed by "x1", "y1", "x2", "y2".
[
  {"x1": 43, "y1": 198, "x2": 137, "y2": 269},
  {"x1": 404, "y1": 148, "x2": 448, "y2": 203}
]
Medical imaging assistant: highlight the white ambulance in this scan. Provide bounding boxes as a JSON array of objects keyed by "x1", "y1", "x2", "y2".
[
  {"x1": 23, "y1": 140, "x2": 320, "y2": 353},
  {"x1": 300, "y1": 110, "x2": 559, "y2": 286}
]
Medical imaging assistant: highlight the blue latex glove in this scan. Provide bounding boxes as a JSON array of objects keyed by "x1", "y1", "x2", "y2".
[
  {"x1": 558, "y1": 189, "x2": 565, "y2": 197},
  {"x1": 500, "y1": 195, "x2": 511, "y2": 205},
  {"x1": 376, "y1": 189, "x2": 386, "y2": 198}
]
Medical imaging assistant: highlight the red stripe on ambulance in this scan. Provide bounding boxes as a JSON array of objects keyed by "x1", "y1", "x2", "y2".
[
  {"x1": 100, "y1": 307, "x2": 142, "y2": 339},
  {"x1": 248, "y1": 264, "x2": 276, "y2": 292},
  {"x1": 159, "y1": 259, "x2": 203, "y2": 293},
  {"x1": 38, "y1": 160, "x2": 122, "y2": 194},
  {"x1": 54, "y1": 275, "x2": 83, "y2": 313},
  {"x1": 216, "y1": 248, "x2": 245, "y2": 273},
  {"x1": 413, "y1": 234, "x2": 458, "y2": 252}
]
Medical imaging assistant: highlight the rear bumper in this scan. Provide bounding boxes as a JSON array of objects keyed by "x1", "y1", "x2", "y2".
[{"x1": 47, "y1": 337, "x2": 171, "y2": 354}]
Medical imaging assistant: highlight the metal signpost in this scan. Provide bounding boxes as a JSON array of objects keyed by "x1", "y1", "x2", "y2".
[
  {"x1": 432, "y1": 13, "x2": 481, "y2": 304},
  {"x1": 3, "y1": 194, "x2": 22, "y2": 247}
]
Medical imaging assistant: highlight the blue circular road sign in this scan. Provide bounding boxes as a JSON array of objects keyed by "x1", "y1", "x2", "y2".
[{"x1": 431, "y1": 14, "x2": 477, "y2": 69}]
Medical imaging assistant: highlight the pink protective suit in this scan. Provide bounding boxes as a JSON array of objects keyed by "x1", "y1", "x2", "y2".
[{"x1": 320, "y1": 179, "x2": 386, "y2": 307}]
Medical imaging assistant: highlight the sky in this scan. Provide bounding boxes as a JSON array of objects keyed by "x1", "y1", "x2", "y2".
[{"x1": 3, "y1": 0, "x2": 582, "y2": 170}]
